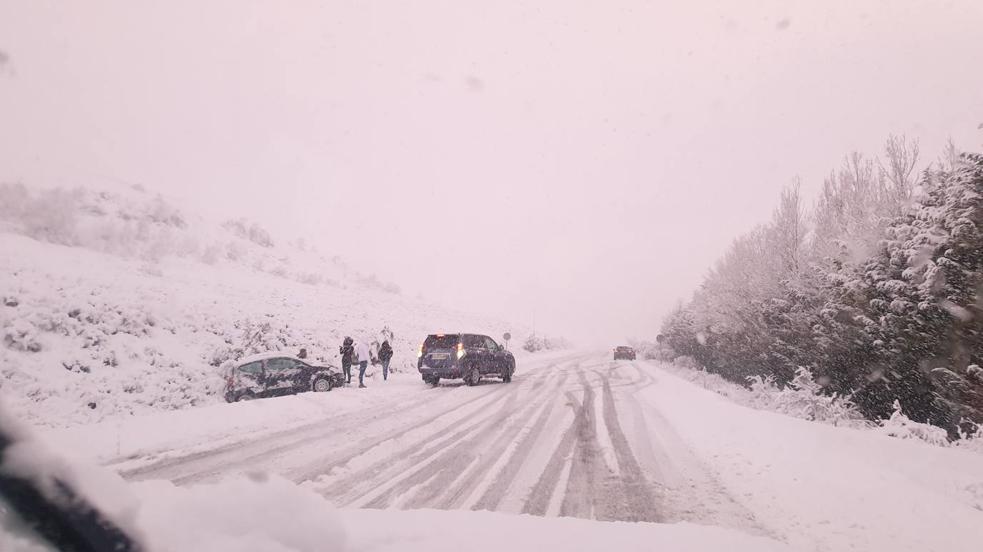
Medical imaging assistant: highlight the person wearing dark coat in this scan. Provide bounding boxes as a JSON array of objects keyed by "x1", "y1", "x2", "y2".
[
  {"x1": 339, "y1": 337, "x2": 354, "y2": 384},
  {"x1": 378, "y1": 340, "x2": 393, "y2": 381}
]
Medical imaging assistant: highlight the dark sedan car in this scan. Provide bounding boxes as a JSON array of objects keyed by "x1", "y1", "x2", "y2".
[{"x1": 224, "y1": 353, "x2": 344, "y2": 402}]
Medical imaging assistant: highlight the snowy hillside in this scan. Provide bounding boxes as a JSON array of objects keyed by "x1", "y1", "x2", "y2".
[{"x1": 0, "y1": 183, "x2": 520, "y2": 427}]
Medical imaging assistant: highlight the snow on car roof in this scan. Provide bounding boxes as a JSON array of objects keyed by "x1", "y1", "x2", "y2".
[
  {"x1": 236, "y1": 351, "x2": 304, "y2": 364},
  {"x1": 236, "y1": 350, "x2": 338, "y2": 368}
]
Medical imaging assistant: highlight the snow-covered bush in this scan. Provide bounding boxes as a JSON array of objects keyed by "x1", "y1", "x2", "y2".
[
  {"x1": 877, "y1": 400, "x2": 951, "y2": 447},
  {"x1": 764, "y1": 367, "x2": 864, "y2": 426},
  {"x1": 0, "y1": 183, "x2": 81, "y2": 245},
  {"x1": 522, "y1": 333, "x2": 571, "y2": 353},
  {"x1": 222, "y1": 218, "x2": 274, "y2": 248},
  {"x1": 955, "y1": 420, "x2": 983, "y2": 453},
  {"x1": 3, "y1": 319, "x2": 43, "y2": 352},
  {"x1": 523, "y1": 334, "x2": 544, "y2": 352},
  {"x1": 296, "y1": 272, "x2": 323, "y2": 286},
  {"x1": 663, "y1": 362, "x2": 868, "y2": 428}
]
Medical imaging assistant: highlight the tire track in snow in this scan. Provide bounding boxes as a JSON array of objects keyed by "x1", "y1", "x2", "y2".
[
  {"x1": 116, "y1": 388, "x2": 447, "y2": 479},
  {"x1": 304, "y1": 366, "x2": 559, "y2": 488},
  {"x1": 520, "y1": 361, "x2": 661, "y2": 522},
  {"x1": 599, "y1": 372, "x2": 662, "y2": 522},
  {"x1": 435, "y1": 370, "x2": 570, "y2": 510},
  {"x1": 125, "y1": 378, "x2": 519, "y2": 485},
  {"x1": 469, "y1": 381, "x2": 563, "y2": 512},
  {"x1": 349, "y1": 365, "x2": 571, "y2": 509},
  {"x1": 559, "y1": 367, "x2": 602, "y2": 519},
  {"x1": 324, "y1": 383, "x2": 527, "y2": 507},
  {"x1": 286, "y1": 369, "x2": 557, "y2": 490},
  {"x1": 520, "y1": 389, "x2": 582, "y2": 516}
]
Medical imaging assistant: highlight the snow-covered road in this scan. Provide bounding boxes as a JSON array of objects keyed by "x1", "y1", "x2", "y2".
[
  {"x1": 39, "y1": 353, "x2": 983, "y2": 552},
  {"x1": 112, "y1": 352, "x2": 716, "y2": 525}
]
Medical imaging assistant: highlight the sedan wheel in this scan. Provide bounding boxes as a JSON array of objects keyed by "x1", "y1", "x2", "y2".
[{"x1": 313, "y1": 378, "x2": 332, "y2": 392}]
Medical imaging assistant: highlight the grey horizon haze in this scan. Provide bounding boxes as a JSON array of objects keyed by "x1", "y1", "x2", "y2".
[{"x1": 1, "y1": 1, "x2": 982, "y2": 347}]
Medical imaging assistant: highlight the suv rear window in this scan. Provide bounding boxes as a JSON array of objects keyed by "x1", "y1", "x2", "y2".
[
  {"x1": 461, "y1": 334, "x2": 484, "y2": 348},
  {"x1": 424, "y1": 334, "x2": 460, "y2": 350}
]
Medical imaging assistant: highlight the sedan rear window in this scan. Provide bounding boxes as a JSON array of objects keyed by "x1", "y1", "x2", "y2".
[
  {"x1": 424, "y1": 334, "x2": 460, "y2": 350},
  {"x1": 238, "y1": 361, "x2": 262, "y2": 375}
]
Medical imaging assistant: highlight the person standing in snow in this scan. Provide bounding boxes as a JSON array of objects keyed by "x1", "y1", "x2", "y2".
[
  {"x1": 378, "y1": 340, "x2": 393, "y2": 381},
  {"x1": 339, "y1": 337, "x2": 354, "y2": 385},
  {"x1": 298, "y1": 348, "x2": 308, "y2": 360},
  {"x1": 355, "y1": 339, "x2": 370, "y2": 388}
]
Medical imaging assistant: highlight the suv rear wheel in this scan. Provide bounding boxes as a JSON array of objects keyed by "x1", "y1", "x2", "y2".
[
  {"x1": 502, "y1": 364, "x2": 513, "y2": 383},
  {"x1": 464, "y1": 363, "x2": 481, "y2": 386},
  {"x1": 423, "y1": 375, "x2": 440, "y2": 386}
]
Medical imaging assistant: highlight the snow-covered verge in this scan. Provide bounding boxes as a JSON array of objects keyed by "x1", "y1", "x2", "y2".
[
  {"x1": 639, "y1": 361, "x2": 983, "y2": 552},
  {"x1": 0, "y1": 184, "x2": 524, "y2": 428},
  {"x1": 656, "y1": 357, "x2": 983, "y2": 453}
]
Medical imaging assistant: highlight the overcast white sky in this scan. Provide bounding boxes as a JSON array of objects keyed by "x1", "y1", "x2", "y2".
[{"x1": 1, "y1": 0, "x2": 982, "y2": 346}]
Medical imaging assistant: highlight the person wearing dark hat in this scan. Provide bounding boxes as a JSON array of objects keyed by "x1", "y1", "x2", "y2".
[{"x1": 339, "y1": 337, "x2": 354, "y2": 385}]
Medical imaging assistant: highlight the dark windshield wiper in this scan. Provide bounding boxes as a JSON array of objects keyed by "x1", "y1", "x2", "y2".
[{"x1": 0, "y1": 424, "x2": 142, "y2": 552}]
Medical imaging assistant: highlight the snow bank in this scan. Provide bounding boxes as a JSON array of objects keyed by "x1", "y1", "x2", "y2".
[
  {"x1": 641, "y1": 362, "x2": 983, "y2": 552},
  {"x1": 660, "y1": 360, "x2": 983, "y2": 452},
  {"x1": 132, "y1": 475, "x2": 348, "y2": 552},
  {"x1": 340, "y1": 508, "x2": 789, "y2": 552}
]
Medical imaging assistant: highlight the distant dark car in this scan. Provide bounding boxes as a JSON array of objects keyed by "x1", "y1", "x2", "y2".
[
  {"x1": 613, "y1": 346, "x2": 636, "y2": 360},
  {"x1": 224, "y1": 353, "x2": 344, "y2": 402},
  {"x1": 418, "y1": 333, "x2": 515, "y2": 386}
]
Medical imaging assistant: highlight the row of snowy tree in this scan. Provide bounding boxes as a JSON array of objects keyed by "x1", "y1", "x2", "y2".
[{"x1": 660, "y1": 137, "x2": 983, "y2": 436}]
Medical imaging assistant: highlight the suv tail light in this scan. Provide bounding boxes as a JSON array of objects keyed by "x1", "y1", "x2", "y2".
[
  {"x1": 456, "y1": 342, "x2": 465, "y2": 359},
  {"x1": 418, "y1": 345, "x2": 424, "y2": 358}
]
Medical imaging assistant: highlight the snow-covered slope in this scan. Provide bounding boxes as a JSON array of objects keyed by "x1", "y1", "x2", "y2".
[{"x1": 0, "y1": 183, "x2": 518, "y2": 427}]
